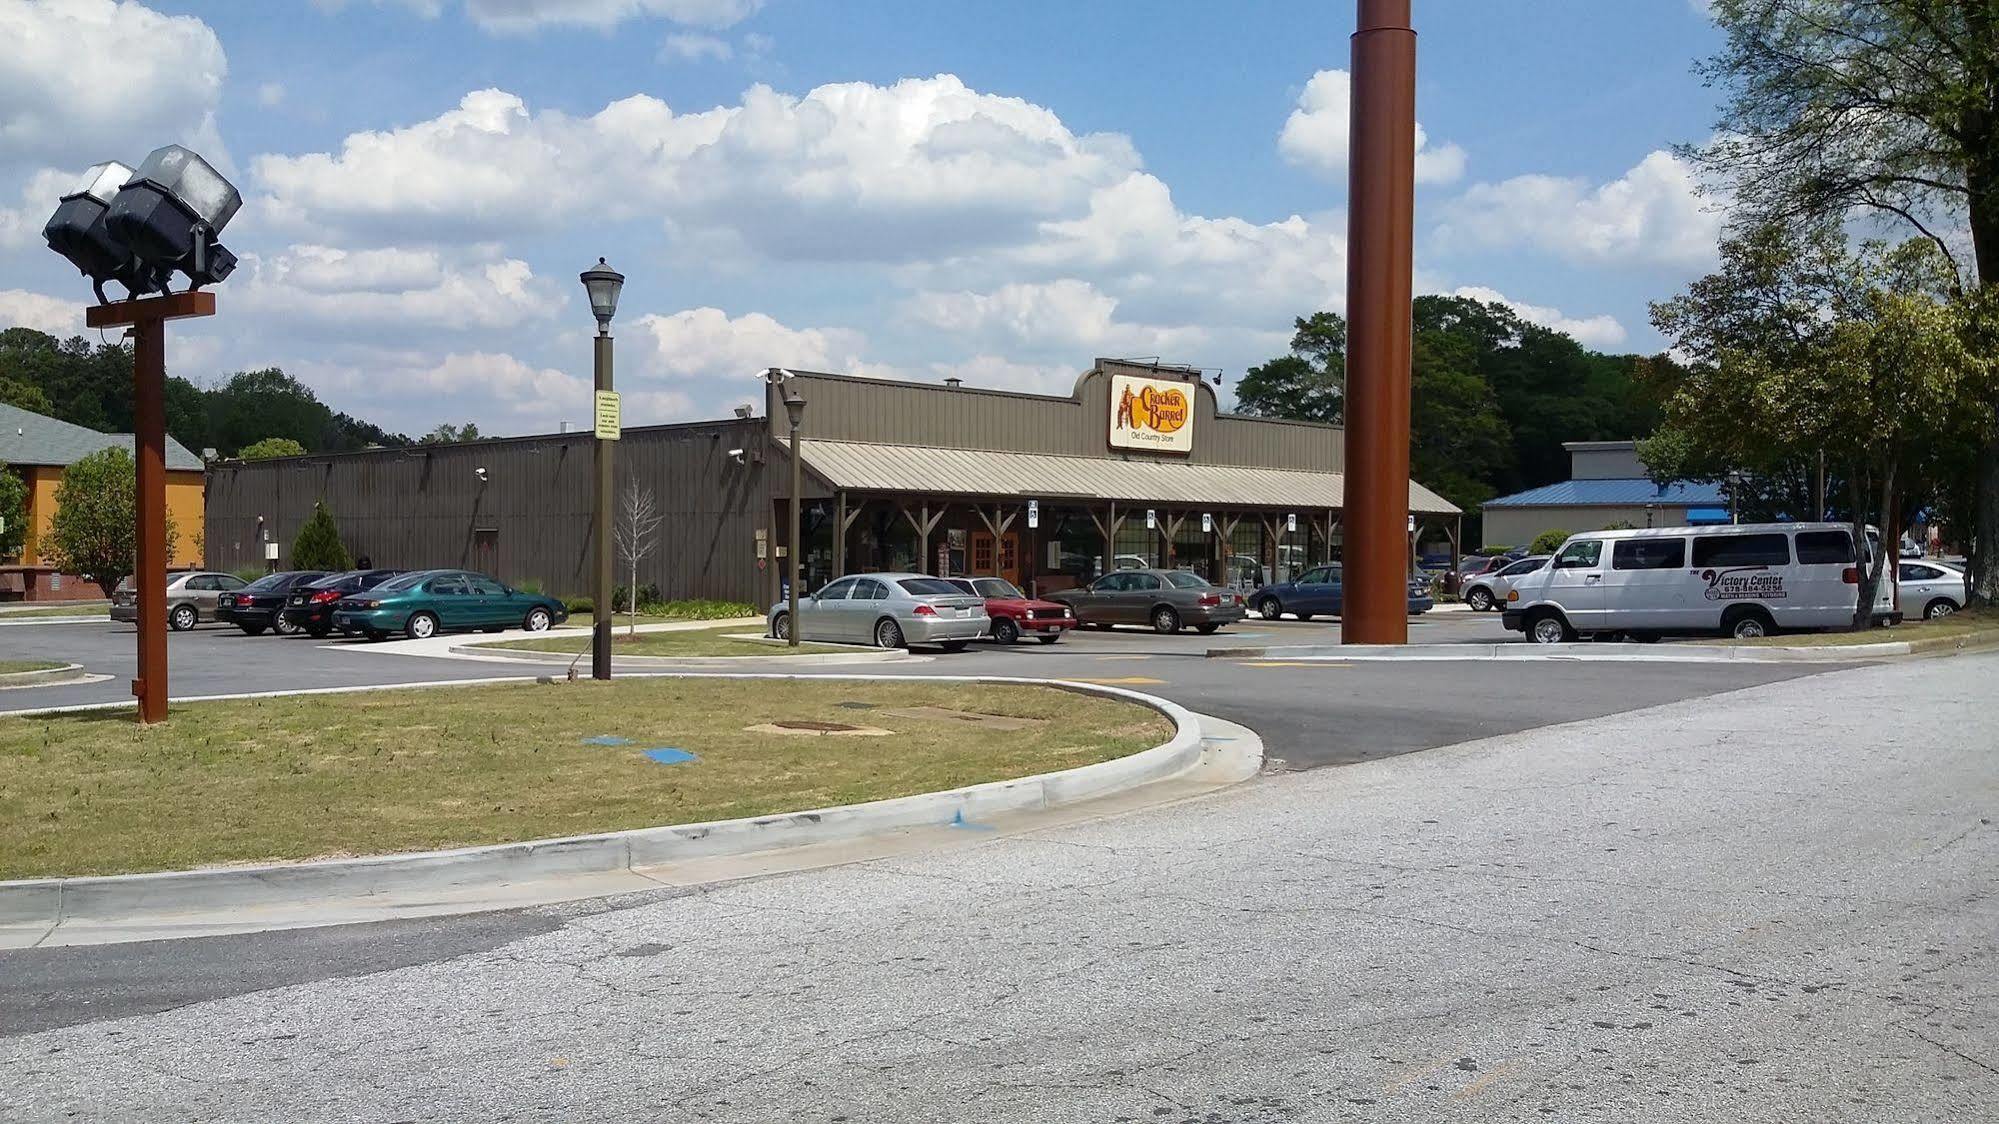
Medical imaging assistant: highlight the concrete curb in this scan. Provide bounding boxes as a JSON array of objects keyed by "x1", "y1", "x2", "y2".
[
  {"x1": 0, "y1": 663, "x2": 86, "y2": 687},
  {"x1": 0, "y1": 616, "x2": 105, "y2": 626},
  {"x1": 1208, "y1": 641, "x2": 1903, "y2": 663},
  {"x1": 447, "y1": 640, "x2": 920, "y2": 667},
  {"x1": 0, "y1": 676, "x2": 1215, "y2": 937}
]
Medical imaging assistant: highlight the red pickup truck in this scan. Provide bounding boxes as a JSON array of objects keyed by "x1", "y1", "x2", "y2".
[{"x1": 945, "y1": 577, "x2": 1074, "y2": 644}]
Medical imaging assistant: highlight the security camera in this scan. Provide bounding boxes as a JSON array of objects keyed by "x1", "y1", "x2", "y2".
[
  {"x1": 474, "y1": 467, "x2": 489, "y2": 482},
  {"x1": 727, "y1": 448, "x2": 747, "y2": 465}
]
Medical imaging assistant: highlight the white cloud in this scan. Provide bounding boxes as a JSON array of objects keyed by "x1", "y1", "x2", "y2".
[
  {"x1": 928, "y1": 355, "x2": 1081, "y2": 396},
  {"x1": 1433, "y1": 150, "x2": 1722, "y2": 269},
  {"x1": 366, "y1": 0, "x2": 763, "y2": 32},
  {"x1": 660, "y1": 31, "x2": 730, "y2": 60},
  {"x1": 0, "y1": 287, "x2": 81, "y2": 335},
  {"x1": 1448, "y1": 285, "x2": 1628, "y2": 349},
  {"x1": 903, "y1": 279, "x2": 1205, "y2": 354},
  {"x1": 234, "y1": 243, "x2": 561, "y2": 330},
  {"x1": 0, "y1": 0, "x2": 229, "y2": 184},
  {"x1": 634, "y1": 306, "x2": 868, "y2": 380},
  {"x1": 252, "y1": 76, "x2": 1142, "y2": 260},
  {"x1": 0, "y1": 168, "x2": 72, "y2": 250},
  {"x1": 1278, "y1": 69, "x2": 1467, "y2": 186},
  {"x1": 257, "y1": 82, "x2": 286, "y2": 107}
]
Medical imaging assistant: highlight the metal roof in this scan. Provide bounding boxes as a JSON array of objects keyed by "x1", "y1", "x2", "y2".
[
  {"x1": 793, "y1": 439, "x2": 1462, "y2": 514},
  {"x1": 0, "y1": 403, "x2": 203, "y2": 470},
  {"x1": 1481, "y1": 477, "x2": 1727, "y2": 508}
]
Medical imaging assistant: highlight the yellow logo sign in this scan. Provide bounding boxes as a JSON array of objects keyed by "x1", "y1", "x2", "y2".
[{"x1": 1109, "y1": 374, "x2": 1195, "y2": 453}]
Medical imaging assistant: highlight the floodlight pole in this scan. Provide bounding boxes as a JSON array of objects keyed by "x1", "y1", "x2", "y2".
[
  {"x1": 593, "y1": 329, "x2": 614, "y2": 680},
  {"x1": 86, "y1": 290, "x2": 215, "y2": 724},
  {"x1": 1342, "y1": 0, "x2": 1417, "y2": 646}
]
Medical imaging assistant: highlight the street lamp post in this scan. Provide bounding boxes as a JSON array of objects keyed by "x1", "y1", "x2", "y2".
[
  {"x1": 579, "y1": 258, "x2": 624, "y2": 681},
  {"x1": 780, "y1": 379, "x2": 808, "y2": 647}
]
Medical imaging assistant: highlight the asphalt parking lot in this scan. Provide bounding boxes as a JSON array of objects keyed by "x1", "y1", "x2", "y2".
[{"x1": 1, "y1": 610, "x2": 1843, "y2": 771}]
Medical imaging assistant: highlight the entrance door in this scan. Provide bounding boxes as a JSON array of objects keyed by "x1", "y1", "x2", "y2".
[{"x1": 969, "y1": 532, "x2": 1022, "y2": 585}]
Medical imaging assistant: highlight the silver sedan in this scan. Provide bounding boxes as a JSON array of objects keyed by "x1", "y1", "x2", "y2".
[
  {"x1": 769, "y1": 572, "x2": 988, "y2": 651},
  {"x1": 1898, "y1": 560, "x2": 1966, "y2": 620}
]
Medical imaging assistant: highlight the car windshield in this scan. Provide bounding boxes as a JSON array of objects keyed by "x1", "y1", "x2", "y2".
[
  {"x1": 943, "y1": 579, "x2": 978, "y2": 595},
  {"x1": 309, "y1": 571, "x2": 363, "y2": 588},
  {"x1": 1162, "y1": 571, "x2": 1209, "y2": 589},
  {"x1": 1500, "y1": 557, "x2": 1547, "y2": 576},
  {"x1": 377, "y1": 571, "x2": 437, "y2": 592},
  {"x1": 243, "y1": 572, "x2": 298, "y2": 591},
  {"x1": 897, "y1": 578, "x2": 963, "y2": 596},
  {"x1": 973, "y1": 578, "x2": 1023, "y2": 599}
]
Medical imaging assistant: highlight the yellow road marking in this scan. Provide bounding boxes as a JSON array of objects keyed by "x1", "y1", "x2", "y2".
[
  {"x1": 1071, "y1": 676, "x2": 1167, "y2": 685},
  {"x1": 1246, "y1": 661, "x2": 1351, "y2": 668},
  {"x1": 1450, "y1": 1060, "x2": 1523, "y2": 1100}
]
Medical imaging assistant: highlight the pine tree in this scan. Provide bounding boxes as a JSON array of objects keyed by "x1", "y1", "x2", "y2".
[{"x1": 291, "y1": 502, "x2": 352, "y2": 571}]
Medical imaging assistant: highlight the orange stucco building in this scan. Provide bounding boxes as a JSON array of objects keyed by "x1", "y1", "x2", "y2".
[{"x1": 2, "y1": 403, "x2": 205, "y2": 600}]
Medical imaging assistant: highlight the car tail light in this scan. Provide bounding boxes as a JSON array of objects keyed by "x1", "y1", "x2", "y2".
[
  {"x1": 359, "y1": 599, "x2": 381, "y2": 609},
  {"x1": 1197, "y1": 593, "x2": 1221, "y2": 607},
  {"x1": 311, "y1": 589, "x2": 341, "y2": 604},
  {"x1": 1842, "y1": 567, "x2": 1859, "y2": 584},
  {"x1": 913, "y1": 604, "x2": 937, "y2": 616}
]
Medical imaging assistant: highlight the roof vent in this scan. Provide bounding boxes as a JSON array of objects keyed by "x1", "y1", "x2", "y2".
[{"x1": 943, "y1": 377, "x2": 963, "y2": 389}]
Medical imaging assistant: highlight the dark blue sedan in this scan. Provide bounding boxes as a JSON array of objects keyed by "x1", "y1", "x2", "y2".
[{"x1": 1248, "y1": 564, "x2": 1434, "y2": 621}]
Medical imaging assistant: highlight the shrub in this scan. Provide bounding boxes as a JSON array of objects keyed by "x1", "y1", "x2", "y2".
[
  {"x1": 564, "y1": 596, "x2": 594, "y2": 614},
  {"x1": 290, "y1": 502, "x2": 352, "y2": 571},
  {"x1": 232, "y1": 566, "x2": 267, "y2": 584},
  {"x1": 513, "y1": 578, "x2": 544, "y2": 595},
  {"x1": 1528, "y1": 529, "x2": 1572, "y2": 555},
  {"x1": 611, "y1": 583, "x2": 662, "y2": 613}
]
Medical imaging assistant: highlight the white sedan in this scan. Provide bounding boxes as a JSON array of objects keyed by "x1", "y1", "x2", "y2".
[{"x1": 1899, "y1": 560, "x2": 1966, "y2": 620}]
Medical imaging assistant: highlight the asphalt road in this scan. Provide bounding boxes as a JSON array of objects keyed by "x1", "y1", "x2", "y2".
[
  {"x1": 4, "y1": 653, "x2": 1991, "y2": 1120},
  {"x1": 0, "y1": 614, "x2": 1834, "y2": 770}
]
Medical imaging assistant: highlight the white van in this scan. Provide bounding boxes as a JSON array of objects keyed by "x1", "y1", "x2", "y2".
[{"x1": 1500, "y1": 522, "x2": 1891, "y2": 643}]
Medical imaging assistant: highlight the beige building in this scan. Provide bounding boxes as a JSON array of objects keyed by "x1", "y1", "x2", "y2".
[{"x1": 1480, "y1": 440, "x2": 1728, "y2": 549}]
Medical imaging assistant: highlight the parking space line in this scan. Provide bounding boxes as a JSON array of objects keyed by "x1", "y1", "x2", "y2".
[
  {"x1": 1070, "y1": 676, "x2": 1167, "y2": 685},
  {"x1": 1244, "y1": 661, "x2": 1351, "y2": 669}
]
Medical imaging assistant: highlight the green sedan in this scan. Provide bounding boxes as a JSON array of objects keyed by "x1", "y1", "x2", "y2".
[{"x1": 331, "y1": 569, "x2": 569, "y2": 641}]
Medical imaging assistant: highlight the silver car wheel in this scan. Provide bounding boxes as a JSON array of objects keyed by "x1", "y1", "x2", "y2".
[
  {"x1": 524, "y1": 607, "x2": 551, "y2": 632},
  {"x1": 1731, "y1": 616, "x2": 1766, "y2": 639},
  {"x1": 1257, "y1": 597, "x2": 1282, "y2": 621},
  {"x1": 875, "y1": 618, "x2": 904, "y2": 649},
  {"x1": 273, "y1": 614, "x2": 300, "y2": 636},
  {"x1": 407, "y1": 612, "x2": 438, "y2": 640},
  {"x1": 772, "y1": 612, "x2": 790, "y2": 640},
  {"x1": 1926, "y1": 600, "x2": 1955, "y2": 619},
  {"x1": 1530, "y1": 616, "x2": 1567, "y2": 644},
  {"x1": 169, "y1": 604, "x2": 197, "y2": 631},
  {"x1": 1466, "y1": 587, "x2": 1493, "y2": 611}
]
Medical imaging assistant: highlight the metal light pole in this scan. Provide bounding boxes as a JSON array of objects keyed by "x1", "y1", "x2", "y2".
[
  {"x1": 1342, "y1": 0, "x2": 1418, "y2": 645},
  {"x1": 781, "y1": 380, "x2": 807, "y2": 647},
  {"x1": 579, "y1": 258, "x2": 624, "y2": 681}
]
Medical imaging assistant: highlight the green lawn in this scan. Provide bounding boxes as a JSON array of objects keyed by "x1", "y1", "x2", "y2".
[
  {"x1": 1736, "y1": 605, "x2": 1999, "y2": 647},
  {"x1": 0, "y1": 660, "x2": 66, "y2": 674},
  {"x1": 0, "y1": 603, "x2": 108, "y2": 619},
  {"x1": 0, "y1": 678, "x2": 1171, "y2": 878},
  {"x1": 480, "y1": 623, "x2": 847, "y2": 658}
]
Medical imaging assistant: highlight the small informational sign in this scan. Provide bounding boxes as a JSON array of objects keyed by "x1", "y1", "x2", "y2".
[
  {"x1": 755, "y1": 529, "x2": 768, "y2": 559},
  {"x1": 1407, "y1": 515, "x2": 1416, "y2": 533},
  {"x1": 1108, "y1": 373, "x2": 1194, "y2": 454},
  {"x1": 594, "y1": 390, "x2": 622, "y2": 440},
  {"x1": 1201, "y1": 513, "x2": 1213, "y2": 534},
  {"x1": 1145, "y1": 509, "x2": 1157, "y2": 530},
  {"x1": 264, "y1": 542, "x2": 280, "y2": 561},
  {"x1": 1026, "y1": 499, "x2": 1039, "y2": 529},
  {"x1": 1286, "y1": 513, "x2": 1297, "y2": 533},
  {"x1": 49, "y1": 573, "x2": 60, "y2": 591}
]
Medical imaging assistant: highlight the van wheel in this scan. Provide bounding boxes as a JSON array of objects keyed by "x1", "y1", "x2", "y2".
[
  {"x1": 1724, "y1": 607, "x2": 1776, "y2": 640},
  {"x1": 1925, "y1": 599, "x2": 1957, "y2": 620},
  {"x1": 1465, "y1": 587, "x2": 1493, "y2": 612},
  {"x1": 1528, "y1": 612, "x2": 1573, "y2": 644}
]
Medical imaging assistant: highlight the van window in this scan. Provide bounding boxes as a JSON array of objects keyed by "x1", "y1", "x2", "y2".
[
  {"x1": 1554, "y1": 540, "x2": 1602, "y2": 569},
  {"x1": 1795, "y1": 530, "x2": 1854, "y2": 564},
  {"x1": 1691, "y1": 533, "x2": 1790, "y2": 568},
  {"x1": 1612, "y1": 539, "x2": 1686, "y2": 571}
]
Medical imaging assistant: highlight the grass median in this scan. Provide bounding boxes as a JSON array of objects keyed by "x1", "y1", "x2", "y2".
[
  {"x1": 0, "y1": 678, "x2": 1173, "y2": 879},
  {"x1": 0, "y1": 660, "x2": 65, "y2": 674},
  {"x1": 1736, "y1": 605, "x2": 1999, "y2": 648},
  {"x1": 0, "y1": 604, "x2": 108, "y2": 620},
  {"x1": 479, "y1": 623, "x2": 848, "y2": 658}
]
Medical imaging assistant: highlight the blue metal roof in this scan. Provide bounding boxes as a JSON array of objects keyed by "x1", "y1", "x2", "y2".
[{"x1": 1481, "y1": 477, "x2": 1728, "y2": 508}]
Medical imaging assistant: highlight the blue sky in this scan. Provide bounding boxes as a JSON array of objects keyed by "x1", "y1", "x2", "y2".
[{"x1": 0, "y1": 0, "x2": 1730, "y2": 437}]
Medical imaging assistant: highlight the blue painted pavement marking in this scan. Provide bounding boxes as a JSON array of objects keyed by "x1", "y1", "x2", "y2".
[
  {"x1": 643, "y1": 748, "x2": 698, "y2": 765},
  {"x1": 948, "y1": 808, "x2": 996, "y2": 832},
  {"x1": 582, "y1": 735, "x2": 632, "y2": 746}
]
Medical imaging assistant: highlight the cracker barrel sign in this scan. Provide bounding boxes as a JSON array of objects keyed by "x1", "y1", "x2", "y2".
[{"x1": 1109, "y1": 373, "x2": 1194, "y2": 454}]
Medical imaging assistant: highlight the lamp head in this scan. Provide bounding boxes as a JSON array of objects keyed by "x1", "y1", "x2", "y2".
[
  {"x1": 42, "y1": 161, "x2": 164, "y2": 303},
  {"x1": 579, "y1": 257, "x2": 624, "y2": 332},
  {"x1": 104, "y1": 145, "x2": 240, "y2": 292},
  {"x1": 781, "y1": 383, "x2": 807, "y2": 430}
]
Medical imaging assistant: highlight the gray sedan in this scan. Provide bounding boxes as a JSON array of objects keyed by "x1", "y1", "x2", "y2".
[
  {"x1": 1046, "y1": 567, "x2": 1247, "y2": 634},
  {"x1": 1898, "y1": 560, "x2": 1966, "y2": 619},
  {"x1": 769, "y1": 572, "x2": 989, "y2": 651},
  {"x1": 110, "y1": 570, "x2": 249, "y2": 630}
]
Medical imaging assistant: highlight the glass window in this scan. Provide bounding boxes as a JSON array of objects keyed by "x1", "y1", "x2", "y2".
[
  {"x1": 856, "y1": 579, "x2": 889, "y2": 600},
  {"x1": 897, "y1": 578, "x2": 962, "y2": 596},
  {"x1": 1128, "y1": 573, "x2": 1162, "y2": 591},
  {"x1": 1795, "y1": 530, "x2": 1855, "y2": 565},
  {"x1": 1499, "y1": 556, "x2": 1547, "y2": 577},
  {"x1": 468, "y1": 579, "x2": 506, "y2": 596},
  {"x1": 426, "y1": 578, "x2": 466, "y2": 595},
  {"x1": 815, "y1": 578, "x2": 858, "y2": 601},
  {"x1": 1555, "y1": 540, "x2": 1603, "y2": 569},
  {"x1": 1300, "y1": 566, "x2": 1331, "y2": 584},
  {"x1": 945, "y1": 578, "x2": 978, "y2": 595},
  {"x1": 1163, "y1": 570, "x2": 1209, "y2": 589},
  {"x1": 1091, "y1": 573, "x2": 1129, "y2": 593},
  {"x1": 1900, "y1": 564, "x2": 1942, "y2": 582},
  {"x1": 217, "y1": 575, "x2": 247, "y2": 590},
  {"x1": 183, "y1": 574, "x2": 214, "y2": 590},
  {"x1": 1612, "y1": 539, "x2": 1686, "y2": 571},
  {"x1": 1691, "y1": 533, "x2": 1789, "y2": 568},
  {"x1": 974, "y1": 578, "x2": 1023, "y2": 599}
]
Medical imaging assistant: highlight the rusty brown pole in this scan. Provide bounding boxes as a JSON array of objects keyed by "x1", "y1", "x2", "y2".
[
  {"x1": 86, "y1": 290, "x2": 216, "y2": 723},
  {"x1": 1342, "y1": 0, "x2": 1417, "y2": 645}
]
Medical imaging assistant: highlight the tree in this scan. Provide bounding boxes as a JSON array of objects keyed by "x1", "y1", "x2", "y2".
[
  {"x1": 0, "y1": 465, "x2": 26, "y2": 560},
  {"x1": 290, "y1": 502, "x2": 352, "y2": 572},
  {"x1": 613, "y1": 484, "x2": 663, "y2": 635},
  {"x1": 237, "y1": 437, "x2": 308, "y2": 461},
  {"x1": 1, "y1": 376, "x2": 52, "y2": 415},
  {"x1": 1234, "y1": 313, "x2": 1346, "y2": 424},
  {"x1": 421, "y1": 422, "x2": 482, "y2": 445},
  {"x1": 1529, "y1": 529, "x2": 1572, "y2": 555},
  {"x1": 46, "y1": 447, "x2": 179, "y2": 596},
  {"x1": 1691, "y1": 0, "x2": 1999, "y2": 602}
]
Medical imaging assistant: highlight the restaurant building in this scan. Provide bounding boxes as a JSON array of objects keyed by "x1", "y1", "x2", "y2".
[{"x1": 204, "y1": 359, "x2": 1460, "y2": 605}]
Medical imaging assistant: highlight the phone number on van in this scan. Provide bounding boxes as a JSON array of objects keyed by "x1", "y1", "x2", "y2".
[{"x1": 1702, "y1": 567, "x2": 1787, "y2": 601}]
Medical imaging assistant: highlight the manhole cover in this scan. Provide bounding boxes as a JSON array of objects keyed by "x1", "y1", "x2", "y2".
[{"x1": 744, "y1": 721, "x2": 891, "y2": 737}]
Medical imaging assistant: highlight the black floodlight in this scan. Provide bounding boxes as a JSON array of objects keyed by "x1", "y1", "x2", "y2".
[
  {"x1": 105, "y1": 144, "x2": 241, "y2": 292},
  {"x1": 579, "y1": 257, "x2": 624, "y2": 333},
  {"x1": 42, "y1": 161, "x2": 161, "y2": 304}
]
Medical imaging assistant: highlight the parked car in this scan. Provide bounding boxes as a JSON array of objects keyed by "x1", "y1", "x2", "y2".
[
  {"x1": 280, "y1": 568, "x2": 406, "y2": 638},
  {"x1": 110, "y1": 571, "x2": 248, "y2": 630},
  {"x1": 768, "y1": 572, "x2": 987, "y2": 650},
  {"x1": 1899, "y1": 559, "x2": 1966, "y2": 620},
  {"x1": 332, "y1": 569, "x2": 568, "y2": 640},
  {"x1": 1247, "y1": 564, "x2": 1434, "y2": 621},
  {"x1": 1045, "y1": 568, "x2": 1246, "y2": 634},
  {"x1": 1462, "y1": 554, "x2": 1549, "y2": 612},
  {"x1": 944, "y1": 576, "x2": 1074, "y2": 644},
  {"x1": 218, "y1": 571, "x2": 329, "y2": 635},
  {"x1": 1502, "y1": 522, "x2": 1882, "y2": 643}
]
